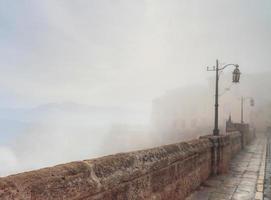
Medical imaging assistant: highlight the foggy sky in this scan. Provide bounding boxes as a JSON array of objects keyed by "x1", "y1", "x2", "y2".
[
  {"x1": 1, "y1": 0, "x2": 271, "y2": 108},
  {"x1": 0, "y1": 0, "x2": 271, "y2": 176}
]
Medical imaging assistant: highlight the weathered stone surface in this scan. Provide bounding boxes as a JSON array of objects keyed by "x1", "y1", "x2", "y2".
[
  {"x1": 0, "y1": 161, "x2": 100, "y2": 199},
  {"x1": 229, "y1": 131, "x2": 242, "y2": 157},
  {"x1": 0, "y1": 139, "x2": 214, "y2": 200},
  {"x1": 0, "y1": 131, "x2": 245, "y2": 200}
]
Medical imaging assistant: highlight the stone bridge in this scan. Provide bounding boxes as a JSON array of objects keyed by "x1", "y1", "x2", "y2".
[{"x1": 0, "y1": 123, "x2": 269, "y2": 200}]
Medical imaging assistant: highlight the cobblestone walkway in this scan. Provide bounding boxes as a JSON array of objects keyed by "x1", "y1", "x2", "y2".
[{"x1": 186, "y1": 137, "x2": 266, "y2": 200}]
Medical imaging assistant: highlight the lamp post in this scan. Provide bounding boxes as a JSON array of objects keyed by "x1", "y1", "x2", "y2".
[
  {"x1": 207, "y1": 59, "x2": 241, "y2": 136},
  {"x1": 241, "y1": 97, "x2": 255, "y2": 123}
]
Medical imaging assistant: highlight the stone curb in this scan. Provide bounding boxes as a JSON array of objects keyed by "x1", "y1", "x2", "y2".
[{"x1": 255, "y1": 140, "x2": 266, "y2": 200}]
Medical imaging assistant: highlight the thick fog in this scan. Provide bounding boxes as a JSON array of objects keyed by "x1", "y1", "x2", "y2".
[{"x1": 0, "y1": 0, "x2": 271, "y2": 176}]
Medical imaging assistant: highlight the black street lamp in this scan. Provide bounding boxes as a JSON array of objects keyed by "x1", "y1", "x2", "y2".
[
  {"x1": 241, "y1": 97, "x2": 255, "y2": 124},
  {"x1": 207, "y1": 59, "x2": 241, "y2": 136}
]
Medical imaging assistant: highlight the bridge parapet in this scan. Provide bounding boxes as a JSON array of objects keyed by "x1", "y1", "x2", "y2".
[
  {"x1": 0, "y1": 131, "x2": 245, "y2": 200},
  {"x1": 200, "y1": 131, "x2": 241, "y2": 175},
  {"x1": 226, "y1": 118, "x2": 255, "y2": 147}
]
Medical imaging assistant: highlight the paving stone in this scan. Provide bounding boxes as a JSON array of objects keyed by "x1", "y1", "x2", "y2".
[
  {"x1": 231, "y1": 191, "x2": 254, "y2": 200},
  {"x1": 255, "y1": 191, "x2": 263, "y2": 200}
]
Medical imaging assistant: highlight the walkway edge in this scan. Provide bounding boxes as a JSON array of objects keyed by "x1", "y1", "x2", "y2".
[{"x1": 255, "y1": 139, "x2": 266, "y2": 200}]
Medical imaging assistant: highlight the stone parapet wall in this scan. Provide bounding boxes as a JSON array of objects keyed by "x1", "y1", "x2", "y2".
[
  {"x1": 229, "y1": 131, "x2": 242, "y2": 157},
  {"x1": 226, "y1": 122, "x2": 255, "y2": 147},
  {"x1": 234, "y1": 123, "x2": 252, "y2": 146},
  {"x1": 200, "y1": 134, "x2": 231, "y2": 174},
  {"x1": 0, "y1": 139, "x2": 212, "y2": 200},
  {"x1": 0, "y1": 132, "x2": 245, "y2": 200}
]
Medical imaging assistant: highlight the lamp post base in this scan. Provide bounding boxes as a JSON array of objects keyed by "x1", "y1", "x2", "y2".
[{"x1": 213, "y1": 129, "x2": 220, "y2": 136}]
